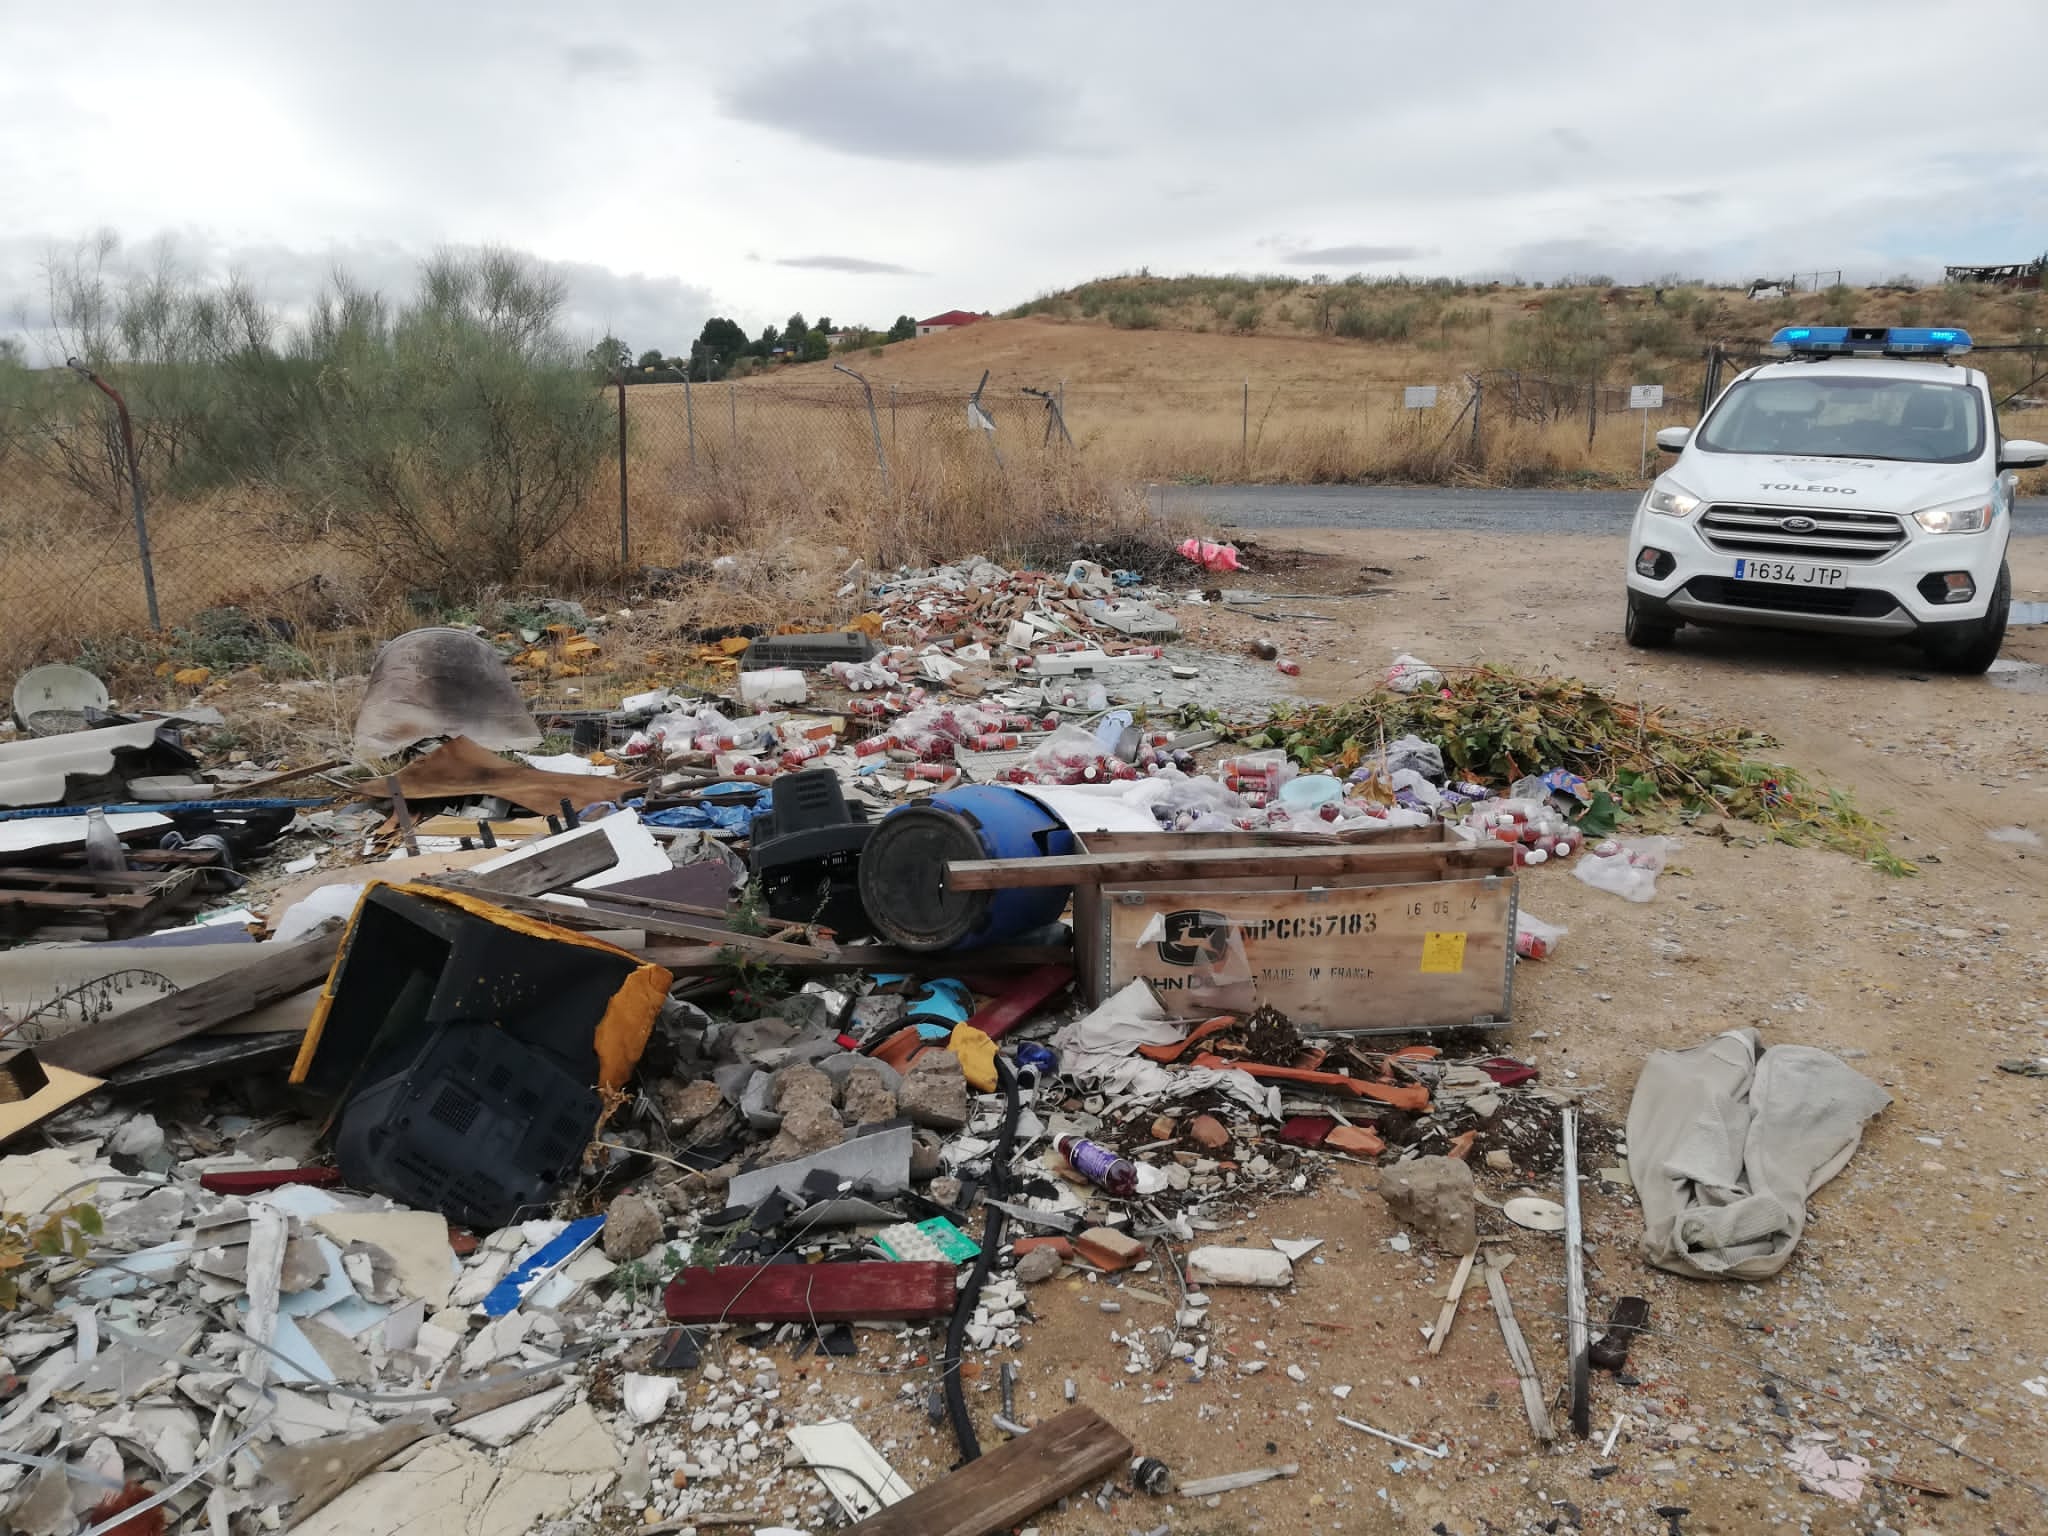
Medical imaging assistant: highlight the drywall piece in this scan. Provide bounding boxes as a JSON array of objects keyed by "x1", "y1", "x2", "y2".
[
  {"x1": 728, "y1": 1123, "x2": 911, "y2": 1208},
  {"x1": 1186, "y1": 1246, "x2": 1294, "y2": 1288},
  {"x1": 312, "y1": 1211, "x2": 456, "y2": 1309},
  {"x1": 453, "y1": 1383, "x2": 573, "y2": 1449},
  {"x1": 789, "y1": 1420, "x2": 914, "y2": 1521}
]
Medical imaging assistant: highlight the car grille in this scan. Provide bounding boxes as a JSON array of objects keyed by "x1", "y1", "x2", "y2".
[
  {"x1": 1697, "y1": 504, "x2": 1906, "y2": 563},
  {"x1": 1684, "y1": 577, "x2": 1900, "y2": 619}
]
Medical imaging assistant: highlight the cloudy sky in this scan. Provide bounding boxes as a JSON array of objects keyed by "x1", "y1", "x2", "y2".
[{"x1": 4, "y1": 0, "x2": 2045, "y2": 356}]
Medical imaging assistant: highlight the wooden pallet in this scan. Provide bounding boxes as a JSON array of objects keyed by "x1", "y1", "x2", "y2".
[{"x1": 0, "y1": 866, "x2": 203, "y2": 940}]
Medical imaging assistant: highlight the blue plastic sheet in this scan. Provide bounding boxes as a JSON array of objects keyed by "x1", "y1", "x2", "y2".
[{"x1": 641, "y1": 783, "x2": 768, "y2": 833}]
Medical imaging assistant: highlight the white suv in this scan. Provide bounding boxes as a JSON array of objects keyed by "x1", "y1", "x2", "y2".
[{"x1": 1624, "y1": 325, "x2": 2047, "y2": 673}]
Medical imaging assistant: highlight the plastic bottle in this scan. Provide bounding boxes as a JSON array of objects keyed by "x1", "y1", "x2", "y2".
[
  {"x1": 1057, "y1": 1135, "x2": 1138, "y2": 1197},
  {"x1": 83, "y1": 809, "x2": 126, "y2": 892}
]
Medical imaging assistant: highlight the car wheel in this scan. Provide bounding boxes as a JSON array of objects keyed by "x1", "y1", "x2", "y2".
[
  {"x1": 1625, "y1": 592, "x2": 1678, "y2": 650},
  {"x1": 1922, "y1": 561, "x2": 2010, "y2": 675}
]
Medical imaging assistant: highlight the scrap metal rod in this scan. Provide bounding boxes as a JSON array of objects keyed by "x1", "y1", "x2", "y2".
[{"x1": 1563, "y1": 1105, "x2": 1591, "y2": 1437}]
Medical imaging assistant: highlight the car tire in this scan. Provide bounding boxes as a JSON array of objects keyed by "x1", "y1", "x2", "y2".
[
  {"x1": 1921, "y1": 561, "x2": 2010, "y2": 675},
  {"x1": 1625, "y1": 592, "x2": 1678, "y2": 650}
]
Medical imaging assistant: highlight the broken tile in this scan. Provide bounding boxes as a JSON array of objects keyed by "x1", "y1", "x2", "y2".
[{"x1": 312, "y1": 1211, "x2": 456, "y2": 1309}]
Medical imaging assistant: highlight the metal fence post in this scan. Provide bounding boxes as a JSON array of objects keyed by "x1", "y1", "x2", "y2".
[
  {"x1": 1241, "y1": 377, "x2": 1249, "y2": 470},
  {"x1": 833, "y1": 364, "x2": 891, "y2": 493},
  {"x1": 728, "y1": 381, "x2": 738, "y2": 454},
  {"x1": 66, "y1": 359, "x2": 160, "y2": 631},
  {"x1": 1469, "y1": 375, "x2": 1483, "y2": 464},
  {"x1": 890, "y1": 384, "x2": 897, "y2": 450},
  {"x1": 683, "y1": 372, "x2": 696, "y2": 468},
  {"x1": 615, "y1": 373, "x2": 629, "y2": 563}
]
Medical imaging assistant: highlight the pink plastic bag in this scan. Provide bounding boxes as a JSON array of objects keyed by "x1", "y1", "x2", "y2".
[{"x1": 1178, "y1": 538, "x2": 1242, "y2": 573}]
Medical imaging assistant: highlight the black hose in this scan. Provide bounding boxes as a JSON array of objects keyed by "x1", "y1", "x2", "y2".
[{"x1": 941, "y1": 1055, "x2": 1021, "y2": 1464}]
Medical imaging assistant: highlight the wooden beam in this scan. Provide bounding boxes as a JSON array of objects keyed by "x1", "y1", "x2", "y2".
[
  {"x1": 1487, "y1": 1265, "x2": 1555, "y2": 1443},
  {"x1": 663, "y1": 1262, "x2": 958, "y2": 1326},
  {"x1": 944, "y1": 840, "x2": 1513, "y2": 891},
  {"x1": 38, "y1": 922, "x2": 343, "y2": 1078},
  {"x1": 1425, "y1": 1250, "x2": 1476, "y2": 1357},
  {"x1": 841, "y1": 1407, "x2": 1132, "y2": 1536},
  {"x1": 443, "y1": 833, "x2": 620, "y2": 898},
  {"x1": 642, "y1": 942, "x2": 1075, "y2": 976}
]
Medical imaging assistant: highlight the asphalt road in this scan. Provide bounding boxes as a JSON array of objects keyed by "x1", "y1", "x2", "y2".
[{"x1": 1151, "y1": 481, "x2": 2048, "y2": 536}]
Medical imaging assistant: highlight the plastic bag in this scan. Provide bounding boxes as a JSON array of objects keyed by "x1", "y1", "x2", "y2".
[
  {"x1": 1514, "y1": 910, "x2": 1568, "y2": 960},
  {"x1": 1386, "y1": 653, "x2": 1444, "y2": 694},
  {"x1": 1178, "y1": 537, "x2": 1242, "y2": 573},
  {"x1": 1133, "y1": 908, "x2": 1256, "y2": 1013},
  {"x1": 1383, "y1": 733, "x2": 1445, "y2": 780},
  {"x1": 1277, "y1": 773, "x2": 1344, "y2": 811},
  {"x1": 1573, "y1": 836, "x2": 1674, "y2": 903}
]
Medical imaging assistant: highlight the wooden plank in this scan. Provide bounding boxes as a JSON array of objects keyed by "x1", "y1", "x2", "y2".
[
  {"x1": 1487, "y1": 1266, "x2": 1555, "y2": 1443},
  {"x1": 104, "y1": 1032, "x2": 301, "y2": 1096},
  {"x1": 963, "y1": 965, "x2": 1073, "y2": 1041},
  {"x1": 842, "y1": 1406, "x2": 1132, "y2": 1536},
  {"x1": 946, "y1": 840, "x2": 1512, "y2": 891},
  {"x1": 642, "y1": 942, "x2": 1075, "y2": 976},
  {"x1": 1101, "y1": 877, "x2": 1512, "y2": 1033},
  {"x1": 449, "y1": 833, "x2": 620, "y2": 898},
  {"x1": 1426, "y1": 1250, "x2": 1476, "y2": 1357},
  {"x1": 662, "y1": 1262, "x2": 957, "y2": 1325},
  {"x1": 1078, "y1": 826, "x2": 1439, "y2": 852},
  {"x1": 38, "y1": 922, "x2": 344, "y2": 1077}
]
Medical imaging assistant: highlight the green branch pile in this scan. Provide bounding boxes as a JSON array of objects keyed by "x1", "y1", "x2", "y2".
[{"x1": 1255, "y1": 665, "x2": 1908, "y2": 873}]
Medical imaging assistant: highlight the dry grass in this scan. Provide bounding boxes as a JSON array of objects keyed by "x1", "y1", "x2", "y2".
[{"x1": 4, "y1": 277, "x2": 2041, "y2": 675}]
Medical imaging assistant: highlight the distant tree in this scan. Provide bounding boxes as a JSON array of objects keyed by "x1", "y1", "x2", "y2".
[
  {"x1": 635, "y1": 348, "x2": 665, "y2": 370},
  {"x1": 587, "y1": 334, "x2": 630, "y2": 375},
  {"x1": 783, "y1": 313, "x2": 808, "y2": 347},
  {"x1": 797, "y1": 329, "x2": 831, "y2": 363},
  {"x1": 814, "y1": 316, "x2": 833, "y2": 336},
  {"x1": 751, "y1": 323, "x2": 781, "y2": 358},
  {"x1": 695, "y1": 317, "x2": 748, "y2": 378},
  {"x1": 886, "y1": 314, "x2": 916, "y2": 343}
]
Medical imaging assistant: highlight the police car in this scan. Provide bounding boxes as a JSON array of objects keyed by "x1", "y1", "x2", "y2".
[{"x1": 1624, "y1": 325, "x2": 2047, "y2": 673}]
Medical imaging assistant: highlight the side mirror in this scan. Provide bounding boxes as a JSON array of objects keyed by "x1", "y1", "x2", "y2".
[
  {"x1": 1654, "y1": 426, "x2": 1692, "y2": 452},
  {"x1": 1998, "y1": 438, "x2": 2048, "y2": 470}
]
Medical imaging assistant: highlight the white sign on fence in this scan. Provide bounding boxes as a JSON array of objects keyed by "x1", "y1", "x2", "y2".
[
  {"x1": 1629, "y1": 384, "x2": 1665, "y2": 411},
  {"x1": 1403, "y1": 385, "x2": 1439, "y2": 410}
]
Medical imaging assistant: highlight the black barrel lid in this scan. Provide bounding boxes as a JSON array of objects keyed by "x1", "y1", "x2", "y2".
[{"x1": 857, "y1": 804, "x2": 992, "y2": 951}]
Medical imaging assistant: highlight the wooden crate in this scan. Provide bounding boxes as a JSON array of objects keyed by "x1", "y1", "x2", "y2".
[{"x1": 1073, "y1": 832, "x2": 1515, "y2": 1034}]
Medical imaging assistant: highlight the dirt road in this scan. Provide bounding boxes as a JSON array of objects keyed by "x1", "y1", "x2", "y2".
[{"x1": 990, "y1": 532, "x2": 2048, "y2": 1534}]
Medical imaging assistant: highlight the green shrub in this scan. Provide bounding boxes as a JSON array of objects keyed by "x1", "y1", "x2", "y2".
[
  {"x1": 1107, "y1": 300, "x2": 1159, "y2": 330},
  {"x1": 1231, "y1": 303, "x2": 1261, "y2": 334}
]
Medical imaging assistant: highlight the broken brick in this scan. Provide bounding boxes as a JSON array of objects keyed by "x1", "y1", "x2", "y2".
[
  {"x1": 1074, "y1": 1227, "x2": 1145, "y2": 1272},
  {"x1": 1188, "y1": 1114, "x2": 1231, "y2": 1151},
  {"x1": 1325, "y1": 1125, "x2": 1386, "y2": 1157}
]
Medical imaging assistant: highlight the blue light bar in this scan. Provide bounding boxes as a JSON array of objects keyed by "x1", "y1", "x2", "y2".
[{"x1": 1769, "y1": 325, "x2": 1972, "y2": 357}]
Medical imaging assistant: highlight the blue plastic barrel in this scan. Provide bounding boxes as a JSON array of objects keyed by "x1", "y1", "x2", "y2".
[{"x1": 857, "y1": 784, "x2": 1074, "y2": 951}]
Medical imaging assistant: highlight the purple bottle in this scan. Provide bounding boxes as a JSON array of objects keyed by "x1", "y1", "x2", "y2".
[{"x1": 1059, "y1": 1135, "x2": 1138, "y2": 1198}]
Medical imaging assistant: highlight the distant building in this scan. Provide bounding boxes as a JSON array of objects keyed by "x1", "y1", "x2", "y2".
[{"x1": 916, "y1": 309, "x2": 984, "y2": 337}]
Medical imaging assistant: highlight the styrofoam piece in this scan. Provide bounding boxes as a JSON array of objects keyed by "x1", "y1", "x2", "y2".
[{"x1": 1186, "y1": 1246, "x2": 1294, "y2": 1288}]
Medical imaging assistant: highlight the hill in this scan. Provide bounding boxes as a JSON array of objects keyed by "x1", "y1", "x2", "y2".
[{"x1": 743, "y1": 277, "x2": 2046, "y2": 487}]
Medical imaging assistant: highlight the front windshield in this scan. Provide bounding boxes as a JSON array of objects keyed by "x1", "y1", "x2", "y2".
[{"x1": 1696, "y1": 374, "x2": 1984, "y2": 464}]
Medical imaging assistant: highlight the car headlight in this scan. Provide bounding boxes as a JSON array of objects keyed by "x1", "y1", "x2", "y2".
[
  {"x1": 1643, "y1": 481, "x2": 1701, "y2": 518},
  {"x1": 1913, "y1": 497, "x2": 1994, "y2": 534}
]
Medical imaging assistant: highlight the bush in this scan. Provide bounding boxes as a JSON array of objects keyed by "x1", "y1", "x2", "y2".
[
  {"x1": 1107, "y1": 300, "x2": 1159, "y2": 330},
  {"x1": 1820, "y1": 283, "x2": 1857, "y2": 324},
  {"x1": 1231, "y1": 303, "x2": 1261, "y2": 334},
  {"x1": 1335, "y1": 300, "x2": 1419, "y2": 342},
  {"x1": 189, "y1": 249, "x2": 612, "y2": 593}
]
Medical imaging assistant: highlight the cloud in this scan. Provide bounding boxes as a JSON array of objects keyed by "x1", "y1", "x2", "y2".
[
  {"x1": 772, "y1": 254, "x2": 921, "y2": 276},
  {"x1": 562, "y1": 43, "x2": 641, "y2": 81},
  {"x1": 718, "y1": 29, "x2": 1073, "y2": 164},
  {"x1": 1280, "y1": 244, "x2": 1434, "y2": 266}
]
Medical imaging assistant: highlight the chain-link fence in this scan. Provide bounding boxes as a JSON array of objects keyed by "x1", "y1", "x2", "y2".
[{"x1": 7, "y1": 346, "x2": 2046, "y2": 672}]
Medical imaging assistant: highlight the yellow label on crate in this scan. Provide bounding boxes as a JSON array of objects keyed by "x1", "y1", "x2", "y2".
[{"x1": 1420, "y1": 931, "x2": 1468, "y2": 974}]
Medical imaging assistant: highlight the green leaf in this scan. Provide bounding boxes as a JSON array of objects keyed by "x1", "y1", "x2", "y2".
[
  {"x1": 73, "y1": 1204, "x2": 103, "y2": 1237},
  {"x1": 1575, "y1": 790, "x2": 1621, "y2": 838}
]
